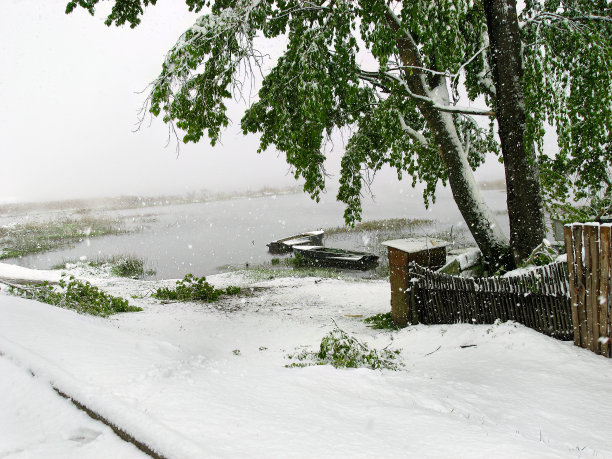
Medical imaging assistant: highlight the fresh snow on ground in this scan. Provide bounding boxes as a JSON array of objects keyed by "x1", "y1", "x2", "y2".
[
  {"x1": 0, "y1": 357, "x2": 147, "y2": 458},
  {"x1": 1, "y1": 262, "x2": 612, "y2": 458},
  {"x1": 0, "y1": 262, "x2": 62, "y2": 284}
]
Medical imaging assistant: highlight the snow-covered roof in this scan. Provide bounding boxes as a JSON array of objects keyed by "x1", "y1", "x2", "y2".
[{"x1": 381, "y1": 237, "x2": 450, "y2": 253}]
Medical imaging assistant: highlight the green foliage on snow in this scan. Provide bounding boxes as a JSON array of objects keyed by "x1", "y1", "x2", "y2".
[
  {"x1": 287, "y1": 326, "x2": 401, "y2": 370},
  {"x1": 364, "y1": 312, "x2": 399, "y2": 330},
  {"x1": 54, "y1": 255, "x2": 156, "y2": 278},
  {"x1": 152, "y1": 274, "x2": 241, "y2": 302},
  {"x1": 7, "y1": 275, "x2": 141, "y2": 317},
  {"x1": 107, "y1": 256, "x2": 154, "y2": 278}
]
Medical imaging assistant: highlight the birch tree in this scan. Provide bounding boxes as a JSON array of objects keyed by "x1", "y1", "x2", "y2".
[{"x1": 66, "y1": 0, "x2": 611, "y2": 270}]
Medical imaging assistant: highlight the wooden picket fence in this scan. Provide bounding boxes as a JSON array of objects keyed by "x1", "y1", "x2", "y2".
[
  {"x1": 564, "y1": 223, "x2": 612, "y2": 357},
  {"x1": 404, "y1": 262, "x2": 572, "y2": 340}
]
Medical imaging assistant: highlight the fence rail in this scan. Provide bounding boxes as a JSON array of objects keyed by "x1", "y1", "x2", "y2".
[
  {"x1": 392, "y1": 222, "x2": 612, "y2": 356},
  {"x1": 564, "y1": 223, "x2": 612, "y2": 357},
  {"x1": 404, "y1": 262, "x2": 572, "y2": 340}
]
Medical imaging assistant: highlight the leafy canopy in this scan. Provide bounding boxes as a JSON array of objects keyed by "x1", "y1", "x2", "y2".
[
  {"x1": 67, "y1": 0, "x2": 611, "y2": 224},
  {"x1": 521, "y1": 0, "x2": 611, "y2": 220}
]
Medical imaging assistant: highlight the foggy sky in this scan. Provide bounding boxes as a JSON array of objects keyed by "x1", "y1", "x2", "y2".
[{"x1": 0, "y1": 0, "x2": 505, "y2": 204}]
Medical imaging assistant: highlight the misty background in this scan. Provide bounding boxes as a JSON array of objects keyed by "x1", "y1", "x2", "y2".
[{"x1": 0, "y1": 0, "x2": 507, "y2": 205}]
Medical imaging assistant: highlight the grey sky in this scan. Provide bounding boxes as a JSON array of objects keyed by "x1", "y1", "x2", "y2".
[{"x1": 0, "y1": 0, "x2": 506, "y2": 204}]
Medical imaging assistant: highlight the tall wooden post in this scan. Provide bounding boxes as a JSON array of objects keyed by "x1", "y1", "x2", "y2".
[
  {"x1": 388, "y1": 248, "x2": 411, "y2": 327},
  {"x1": 565, "y1": 223, "x2": 612, "y2": 358},
  {"x1": 383, "y1": 238, "x2": 449, "y2": 328}
]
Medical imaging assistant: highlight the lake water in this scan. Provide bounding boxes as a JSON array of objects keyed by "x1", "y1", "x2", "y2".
[{"x1": 9, "y1": 188, "x2": 509, "y2": 279}]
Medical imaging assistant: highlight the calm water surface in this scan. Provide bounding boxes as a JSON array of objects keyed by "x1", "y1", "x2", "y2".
[{"x1": 11, "y1": 189, "x2": 509, "y2": 278}]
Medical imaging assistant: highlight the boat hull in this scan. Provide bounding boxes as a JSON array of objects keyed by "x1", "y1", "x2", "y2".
[
  {"x1": 267, "y1": 231, "x2": 324, "y2": 254},
  {"x1": 293, "y1": 245, "x2": 379, "y2": 271}
]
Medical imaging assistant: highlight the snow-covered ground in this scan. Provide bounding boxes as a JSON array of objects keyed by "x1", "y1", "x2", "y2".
[{"x1": 1, "y1": 262, "x2": 612, "y2": 458}]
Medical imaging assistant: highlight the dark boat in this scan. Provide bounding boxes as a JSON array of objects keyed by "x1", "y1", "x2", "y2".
[
  {"x1": 266, "y1": 230, "x2": 324, "y2": 253},
  {"x1": 292, "y1": 245, "x2": 379, "y2": 270}
]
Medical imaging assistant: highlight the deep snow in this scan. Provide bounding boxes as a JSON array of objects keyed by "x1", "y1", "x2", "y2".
[{"x1": 1, "y1": 262, "x2": 612, "y2": 458}]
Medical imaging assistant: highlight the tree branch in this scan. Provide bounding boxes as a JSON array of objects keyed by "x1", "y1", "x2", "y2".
[
  {"x1": 451, "y1": 45, "x2": 488, "y2": 88},
  {"x1": 377, "y1": 4, "x2": 495, "y2": 117},
  {"x1": 376, "y1": 70, "x2": 495, "y2": 116},
  {"x1": 395, "y1": 110, "x2": 429, "y2": 148}
]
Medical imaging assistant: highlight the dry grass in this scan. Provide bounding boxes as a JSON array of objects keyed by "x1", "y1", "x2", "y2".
[
  {"x1": 0, "y1": 217, "x2": 130, "y2": 260},
  {"x1": 324, "y1": 218, "x2": 434, "y2": 236}
]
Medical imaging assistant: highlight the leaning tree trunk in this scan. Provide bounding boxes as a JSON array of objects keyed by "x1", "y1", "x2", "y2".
[
  {"x1": 385, "y1": 11, "x2": 513, "y2": 270},
  {"x1": 421, "y1": 96, "x2": 514, "y2": 271},
  {"x1": 484, "y1": 0, "x2": 547, "y2": 264}
]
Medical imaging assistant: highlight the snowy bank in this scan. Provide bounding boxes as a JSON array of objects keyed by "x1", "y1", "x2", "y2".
[
  {"x1": 0, "y1": 261, "x2": 62, "y2": 284},
  {"x1": 1, "y1": 264, "x2": 612, "y2": 458}
]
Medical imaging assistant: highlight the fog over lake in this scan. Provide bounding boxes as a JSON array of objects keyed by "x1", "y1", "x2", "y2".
[
  {"x1": 1, "y1": 1, "x2": 512, "y2": 279},
  {"x1": 8, "y1": 187, "x2": 509, "y2": 278}
]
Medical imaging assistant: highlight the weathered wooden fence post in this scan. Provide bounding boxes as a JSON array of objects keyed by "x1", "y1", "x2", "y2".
[
  {"x1": 564, "y1": 225, "x2": 581, "y2": 345},
  {"x1": 600, "y1": 225, "x2": 611, "y2": 357},
  {"x1": 387, "y1": 246, "x2": 411, "y2": 327},
  {"x1": 564, "y1": 223, "x2": 612, "y2": 357},
  {"x1": 383, "y1": 238, "x2": 449, "y2": 327}
]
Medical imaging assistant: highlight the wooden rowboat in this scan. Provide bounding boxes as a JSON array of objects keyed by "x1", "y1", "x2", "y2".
[
  {"x1": 266, "y1": 230, "x2": 324, "y2": 253},
  {"x1": 292, "y1": 245, "x2": 379, "y2": 270}
]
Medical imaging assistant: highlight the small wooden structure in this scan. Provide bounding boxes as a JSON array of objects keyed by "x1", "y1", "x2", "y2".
[
  {"x1": 564, "y1": 223, "x2": 612, "y2": 357},
  {"x1": 382, "y1": 238, "x2": 450, "y2": 326}
]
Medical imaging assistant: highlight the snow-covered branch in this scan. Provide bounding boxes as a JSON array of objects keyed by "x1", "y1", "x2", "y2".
[
  {"x1": 383, "y1": 3, "x2": 403, "y2": 29},
  {"x1": 475, "y1": 31, "x2": 496, "y2": 98},
  {"x1": 376, "y1": 70, "x2": 495, "y2": 117},
  {"x1": 395, "y1": 110, "x2": 429, "y2": 148},
  {"x1": 387, "y1": 64, "x2": 449, "y2": 78},
  {"x1": 271, "y1": 1, "x2": 333, "y2": 20},
  {"x1": 524, "y1": 11, "x2": 612, "y2": 27},
  {"x1": 376, "y1": 3, "x2": 494, "y2": 117}
]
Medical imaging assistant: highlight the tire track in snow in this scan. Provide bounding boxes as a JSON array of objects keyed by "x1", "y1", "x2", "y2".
[
  {"x1": 52, "y1": 385, "x2": 166, "y2": 459},
  {"x1": 0, "y1": 351, "x2": 166, "y2": 458}
]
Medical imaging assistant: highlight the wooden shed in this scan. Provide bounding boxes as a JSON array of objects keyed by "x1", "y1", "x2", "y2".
[{"x1": 382, "y1": 238, "x2": 450, "y2": 327}]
